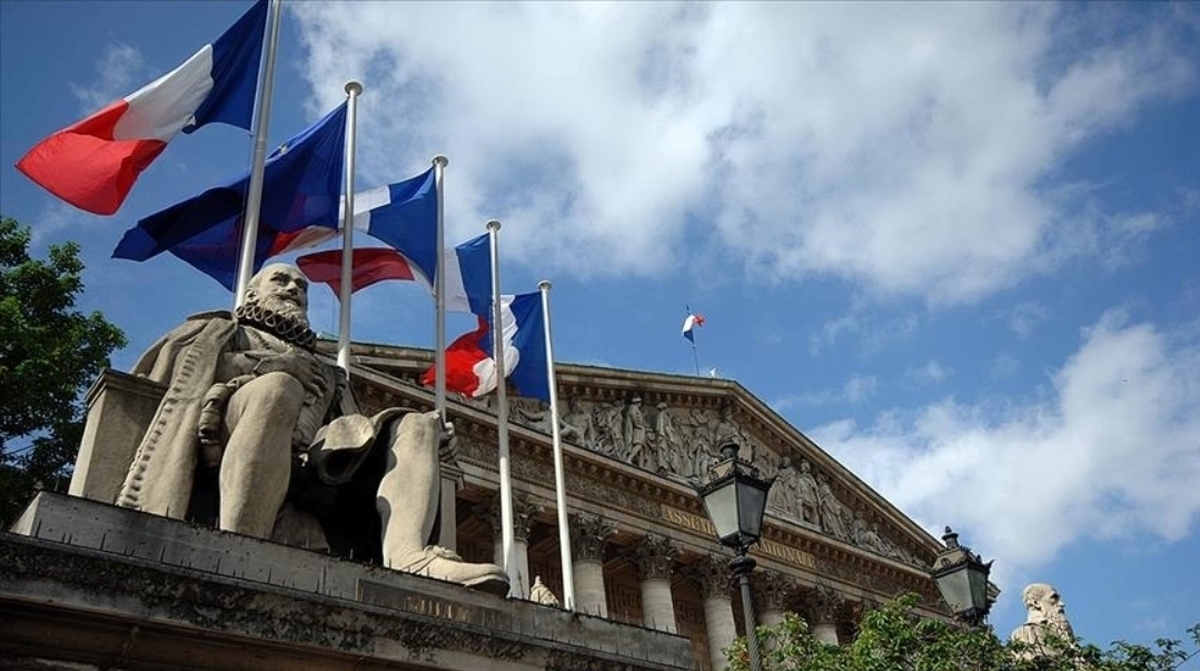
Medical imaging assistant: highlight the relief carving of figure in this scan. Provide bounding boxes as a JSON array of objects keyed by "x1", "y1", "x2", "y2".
[
  {"x1": 767, "y1": 458, "x2": 795, "y2": 513},
  {"x1": 795, "y1": 459, "x2": 819, "y2": 524},
  {"x1": 623, "y1": 397, "x2": 651, "y2": 470},
  {"x1": 114, "y1": 263, "x2": 506, "y2": 592},
  {"x1": 560, "y1": 396, "x2": 595, "y2": 448},
  {"x1": 653, "y1": 401, "x2": 684, "y2": 475},
  {"x1": 816, "y1": 472, "x2": 852, "y2": 541},
  {"x1": 595, "y1": 400, "x2": 625, "y2": 457},
  {"x1": 1010, "y1": 583, "x2": 1077, "y2": 660}
]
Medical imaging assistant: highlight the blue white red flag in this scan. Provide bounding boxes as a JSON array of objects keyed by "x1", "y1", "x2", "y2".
[
  {"x1": 682, "y1": 311, "x2": 706, "y2": 343},
  {"x1": 17, "y1": 0, "x2": 267, "y2": 215},
  {"x1": 112, "y1": 102, "x2": 348, "y2": 289},
  {"x1": 423, "y1": 292, "x2": 549, "y2": 402}
]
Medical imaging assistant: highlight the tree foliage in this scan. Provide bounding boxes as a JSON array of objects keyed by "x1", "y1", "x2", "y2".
[
  {"x1": 726, "y1": 593, "x2": 1200, "y2": 671},
  {"x1": 0, "y1": 216, "x2": 126, "y2": 524}
]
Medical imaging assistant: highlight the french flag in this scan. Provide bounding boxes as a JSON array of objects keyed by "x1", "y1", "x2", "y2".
[
  {"x1": 16, "y1": 0, "x2": 267, "y2": 215},
  {"x1": 423, "y1": 292, "x2": 550, "y2": 402},
  {"x1": 296, "y1": 248, "x2": 417, "y2": 298},
  {"x1": 682, "y1": 310, "x2": 705, "y2": 342}
]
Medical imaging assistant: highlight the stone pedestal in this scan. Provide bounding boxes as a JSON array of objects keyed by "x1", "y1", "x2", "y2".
[
  {"x1": 3, "y1": 492, "x2": 696, "y2": 671},
  {"x1": 570, "y1": 513, "x2": 614, "y2": 617},
  {"x1": 69, "y1": 369, "x2": 165, "y2": 503}
]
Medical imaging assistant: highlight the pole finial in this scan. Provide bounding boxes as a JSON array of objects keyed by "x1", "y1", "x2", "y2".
[
  {"x1": 487, "y1": 219, "x2": 501, "y2": 231},
  {"x1": 432, "y1": 154, "x2": 449, "y2": 168},
  {"x1": 539, "y1": 279, "x2": 552, "y2": 290},
  {"x1": 344, "y1": 80, "x2": 363, "y2": 96}
]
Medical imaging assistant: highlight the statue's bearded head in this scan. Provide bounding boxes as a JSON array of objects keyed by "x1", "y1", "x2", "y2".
[
  {"x1": 246, "y1": 263, "x2": 311, "y2": 329},
  {"x1": 1023, "y1": 583, "x2": 1073, "y2": 636}
]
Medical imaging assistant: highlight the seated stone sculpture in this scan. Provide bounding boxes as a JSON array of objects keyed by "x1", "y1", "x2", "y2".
[
  {"x1": 1009, "y1": 583, "x2": 1076, "y2": 660},
  {"x1": 114, "y1": 263, "x2": 506, "y2": 593}
]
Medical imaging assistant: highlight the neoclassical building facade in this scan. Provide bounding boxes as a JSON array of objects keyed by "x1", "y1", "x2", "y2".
[{"x1": 345, "y1": 341, "x2": 952, "y2": 670}]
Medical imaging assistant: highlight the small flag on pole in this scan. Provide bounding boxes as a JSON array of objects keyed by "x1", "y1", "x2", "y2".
[
  {"x1": 682, "y1": 311, "x2": 705, "y2": 342},
  {"x1": 16, "y1": 0, "x2": 268, "y2": 215}
]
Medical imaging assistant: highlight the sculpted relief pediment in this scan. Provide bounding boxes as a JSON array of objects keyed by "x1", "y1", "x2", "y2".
[{"x1": 456, "y1": 384, "x2": 931, "y2": 572}]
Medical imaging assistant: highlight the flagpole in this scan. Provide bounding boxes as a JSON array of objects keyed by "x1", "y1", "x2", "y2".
[
  {"x1": 233, "y1": 0, "x2": 282, "y2": 309},
  {"x1": 336, "y1": 81, "x2": 363, "y2": 373},
  {"x1": 538, "y1": 280, "x2": 576, "y2": 611},
  {"x1": 691, "y1": 341, "x2": 700, "y2": 376},
  {"x1": 488, "y1": 219, "x2": 518, "y2": 597},
  {"x1": 432, "y1": 155, "x2": 449, "y2": 420}
]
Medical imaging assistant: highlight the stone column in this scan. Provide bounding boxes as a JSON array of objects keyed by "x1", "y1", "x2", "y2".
[
  {"x1": 570, "y1": 512, "x2": 614, "y2": 617},
  {"x1": 801, "y1": 585, "x2": 843, "y2": 646},
  {"x1": 692, "y1": 555, "x2": 737, "y2": 671},
  {"x1": 754, "y1": 571, "x2": 795, "y2": 628},
  {"x1": 634, "y1": 534, "x2": 678, "y2": 633},
  {"x1": 486, "y1": 493, "x2": 543, "y2": 598}
]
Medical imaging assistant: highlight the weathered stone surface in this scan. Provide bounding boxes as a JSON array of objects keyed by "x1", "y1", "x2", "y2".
[{"x1": 3, "y1": 492, "x2": 695, "y2": 671}]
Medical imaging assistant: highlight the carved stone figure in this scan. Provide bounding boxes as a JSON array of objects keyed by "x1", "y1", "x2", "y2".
[
  {"x1": 653, "y1": 402, "x2": 683, "y2": 475},
  {"x1": 530, "y1": 575, "x2": 560, "y2": 606},
  {"x1": 560, "y1": 396, "x2": 595, "y2": 448},
  {"x1": 1010, "y1": 583, "x2": 1076, "y2": 660},
  {"x1": 623, "y1": 397, "x2": 649, "y2": 469},
  {"x1": 795, "y1": 459, "x2": 819, "y2": 524},
  {"x1": 595, "y1": 401, "x2": 625, "y2": 457},
  {"x1": 767, "y1": 458, "x2": 794, "y2": 512},
  {"x1": 114, "y1": 263, "x2": 506, "y2": 592},
  {"x1": 816, "y1": 473, "x2": 852, "y2": 541}
]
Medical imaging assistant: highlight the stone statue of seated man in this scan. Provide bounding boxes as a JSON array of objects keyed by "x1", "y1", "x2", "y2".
[{"x1": 114, "y1": 263, "x2": 506, "y2": 593}]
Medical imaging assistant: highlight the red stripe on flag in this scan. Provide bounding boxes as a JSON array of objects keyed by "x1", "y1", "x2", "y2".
[
  {"x1": 16, "y1": 101, "x2": 168, "y2": 215},
  {"x1": 296, "y1": 247, "x2": 416, "y2": 298},
  {"x1": 422, "y1": 317, "x2": 491, "y2": 397}
]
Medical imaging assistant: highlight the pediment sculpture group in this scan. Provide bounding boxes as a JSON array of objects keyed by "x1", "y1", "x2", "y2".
[{"x1": 498, "y1": 393, "x2": 923, "y2": 569}]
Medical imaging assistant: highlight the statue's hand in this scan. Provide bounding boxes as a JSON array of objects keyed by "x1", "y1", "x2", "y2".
[{"x1": 252, "y1": 351, "x2": 328, "y2": 397}]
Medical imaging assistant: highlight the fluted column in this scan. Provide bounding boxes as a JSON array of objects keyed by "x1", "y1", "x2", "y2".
[
  {"x1": 634, "y1": 534, "x2": 678, "y2": 633},
  {"x1": 754, "y1": 571, "x2": 795, "y2": 628},
  {"x1": 801, "y1": 585, "x2": 843, "y2": 646},
  {"x1": 693, "y1": 555, "x2": 737, "y2": 671},
  {"x1": 486, "y1": 493, "x2": 543, "y2": 598},
  {"x1": 570, "y1": 512, "x2": 614, "y2": 616}
]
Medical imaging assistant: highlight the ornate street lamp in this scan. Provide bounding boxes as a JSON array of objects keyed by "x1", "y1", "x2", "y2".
[
  {"x1": 695, "y1": 441, "x2": 776, "y2": 671},
  {"x1": 930, "y1": 526, "x2": 994, "y2": 627}
]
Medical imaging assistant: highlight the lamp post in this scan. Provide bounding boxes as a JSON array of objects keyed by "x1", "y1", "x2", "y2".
[
  {"x1": 930, "y1": 526, "x2": 994, "y2": 627},
  {"x1": 694, "y1": 441, "x2": 776, "y2": 671}
]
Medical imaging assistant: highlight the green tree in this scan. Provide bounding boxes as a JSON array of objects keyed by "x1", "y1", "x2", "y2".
[
  {"x1": 0, "y1": 216, "x2": 126, "y2": 525},
  {"x1": 726, "y1": 593, "x2": 1200, "y2": 671}
]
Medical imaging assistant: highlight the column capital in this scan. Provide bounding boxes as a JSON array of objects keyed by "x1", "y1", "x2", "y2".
[
  {"x1": 752, "y1": 570, "x2": 797, "y2": 612},
  {"x1": 633, "y1": 533, "x2": 678, "y2": 581},
  {"x1": 689, "y1": 553, "x2": 734, "y2": 600},
  {"x1": 799, "y1": 584, "x2": 844, "y2": 625},
  {"x1": 569, "y1": 512, "x2": 615, "y2": 562},
  {"x1": 483, "y1": 492, "x2": 544, "y2": 542}
]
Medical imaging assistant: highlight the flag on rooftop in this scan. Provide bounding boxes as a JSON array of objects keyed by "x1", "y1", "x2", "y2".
[
  {"x1": 112, "y1": 102, "x2": 347, "y2": 289},
  {"x1": 682, "y1": 310, "x2": 705, "y2": 343},
  {"x1": 16, "y1": 0, "x2": 268, "y2": 215}
]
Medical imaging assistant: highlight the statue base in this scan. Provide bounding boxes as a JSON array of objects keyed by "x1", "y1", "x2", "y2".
[{"x1": 3, "y1": 492, "x2": 694, "y2": 671}]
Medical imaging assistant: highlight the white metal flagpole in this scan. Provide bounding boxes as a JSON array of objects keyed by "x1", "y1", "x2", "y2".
[
  {"x1": 432, "y1": 155, "x2": 448, "y2": 420},
  {"x1": 487, "y1": 219, "x2": 518, "y2": 596},
  {"x1": 335, "y1": 81, "x2": 363, "y2": 373},
  {"x1": 538, "y1": 279, "x2": 575, "y2": 611},
  {"x1": 233, "y1": 0, "x2": 282, "y2": 309}
]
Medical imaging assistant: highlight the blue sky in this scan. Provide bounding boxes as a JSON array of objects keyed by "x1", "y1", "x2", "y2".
[{"x1": 2, "y1": 0, "x2": 1198, "y2": 652}]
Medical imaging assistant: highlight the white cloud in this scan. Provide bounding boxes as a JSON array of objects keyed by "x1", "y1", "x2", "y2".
[
  {"x1": 69, "y1": 43, "x2": 148, "y2": 113},
  {"x1": 290, "y1": 2, "x2": 1197, "y2": 304},
  {"x1": 774, "y1": 374, "x2": 878, "y2": 410},
  {"x1": 1009, "y1": 302, "x2": 1050, "y2": 339},
  {"x1": 812, "y1": 311, "x2": 1200, "y2": 578},
  {"x1": 908, "y1": 360, "x2": 952, "y2": 384}
]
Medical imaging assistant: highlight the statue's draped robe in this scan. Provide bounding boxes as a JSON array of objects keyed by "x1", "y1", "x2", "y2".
[{"x1": 116, "y1": 311, "x2": 401, "y2": 522}]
